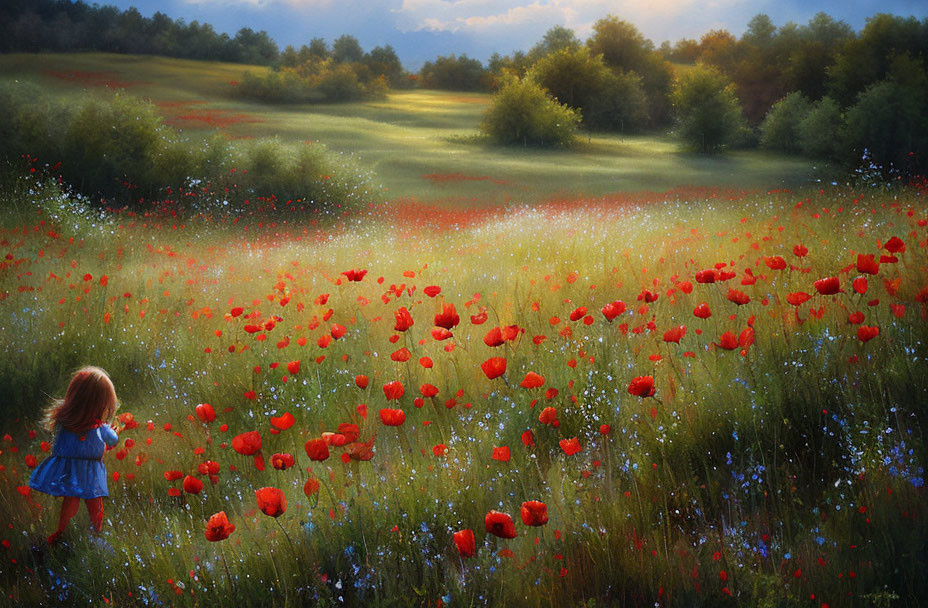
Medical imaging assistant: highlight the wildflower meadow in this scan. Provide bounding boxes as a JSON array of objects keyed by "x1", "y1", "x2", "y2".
[{"x1": 0, "y1": 162, "x2": 925, "y2": 607}]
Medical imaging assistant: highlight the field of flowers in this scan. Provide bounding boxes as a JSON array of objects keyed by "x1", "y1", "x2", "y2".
[{"x1": 0, "y1": 167, "x2": 926, "y2": 607}]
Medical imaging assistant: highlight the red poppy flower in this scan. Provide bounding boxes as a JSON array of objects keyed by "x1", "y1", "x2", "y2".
[
  {"x1": 330, "y1": 324, "x2": 347, "y2": 339},
  {"x1": 355, "y1": 375, "x2": 369, "y2": 389},
  {"x1": 485, "y1": 510, "x2": 517, "y2": 539},
  {"x1": 270, "y1": 412, "x2": 295, "y2": 430},
  {"x1": 601, "y1": 300, "x2": 626, "y2": 321},
  {"x1": 341, "y1": 269, "x2": 367, "y2": 281},
  {"x1": 884, "y1": 236, "x2": 905, "y2": 253},
  {"x1": 627, "y1": 376, "x2": 655, "y2": 398},
  {"x1": 390, "y1": 307, "x2": 411, "y2": 333},
  {"x1": 232, "y1": 431, "x2": 261, "y2": 456},
  {"x1": 390, "y1": 347, "x2": 411, "y2": 362},
  {"x1": 195, "y1": 403, "x2": 216, "y2": 423},
  {"x1": 662, "y1": 325, "x2": 686, "y2": 343},
  {"x1": 716, "y1": 331, "x2": 739, "y2": 350},
  {"x1": 255, "y1": 487, "x2": 287, "y2": 517},
  {"x1": 432, "y1": 443, "x2": 448, "y2": 457},
  {"x1": 521, "y1": 429, "x2": 535, "y2": 447},
  {"x1": 520, "y1": 372, "x2": 545, "y2": 389},
  {"x1": 471, "y1": 311, "x2": 488, "y2": 325},
  {"x1": 481, "y1": 357, "x2": 507, "y2": 380},
  {"x1": 848, "y1": 311, "x2": 865, "y2": 325},
  {"x1": 491, "y1": 446, "x2": 510, "y2": 462},
  {"x1": 420, "y1": 384, "x2": 439, "y2": 398},
  {"x1": 304, "y1": 478, "x2": 321, "y2": 497},
  {"x1": 383, "y1": 381, "x2": 404, "y2": 400},
  {"x1": 765, "y1": 256, "x2": 786, "y2": 270},
  {"x1": 853, "y1": 278, "x2": 868, "y2": 294},
  {"x1": 323, "y1": 432, "x2": 346, "y2": 446},
  {"x1": 286, "y1": 360, "x2": 301, "y2": 376},
  {"x1": 857, "y1": 254, "x2": 880, "y2": 275},
  {"x1": 483, "y1": 327, "x2": 505, "y2": 347},
  {"x1": 434, "y1": 302, "x2": 460, "y2": 329},
  {"x1": 693, "y1": 303, "x2": 711, "y2": 318},
  {"x1": 205, "y1": 511, "x2": 235, "y2": 541},
  {"x1": 520, "y1": 501, "x2": 549, "y2": 526},
  {"x1": 814, "y1": 277, "x2": 841, "y2": 295},
  {"x1": 600, "y1": 424, "x2": 611, "y2": 435},
  {"x1": 453, "y1": 528, "x2": 476, "y2": 557},
  {"x1": 305, "y1": 438, "x2": 330, "y2": 461},
  {"x1": 569, "y1": 307, "x2": 587, "y2": 321},
  {"x1": 424, "y1": 285, "x2": 441, "y2": 297},
  {"x1": 337, "y1": 423, "x2": 360, "y2": 443},
  {"x1": 559, "y1": 437, "x2": 581, "y2": 456},
  {"x1": 183, "y1": 475, "x2": 204, "y2": 494},
  {"x1": 270, "y1": 452, "x2": 295, "y2": 470},
  {"x1": 538, "y1": 406, "x2": 558, "y2": 425},
  {"x1": 726, "y1": 288, "x2": 750, "y2": 306},
  {"x1": 379, "y1": 408, "x2": 406, "y2": 426},
  {"x1": 163, "y1": 470, "x2": 184, "y2": 482},
  {"x1": 695, "y1": 269, "x2": 718, "y2": 283},
  {"x1": 786, "y1": 292, "x2": 811, "y2": 306},
  {"x1": 857, "y1": 326, "x2": 879, "y2": 342},
  {"x1": 426, "y1": 328, "x2": 451, "y2": 343},
  {"x1": 793, "y1": 244, "x2": 808, "y2": 257}
]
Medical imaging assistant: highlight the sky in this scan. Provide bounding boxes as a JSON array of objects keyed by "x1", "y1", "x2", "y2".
[{"x1": 104, "y1": 0, "x2": 928, "y2": 69}]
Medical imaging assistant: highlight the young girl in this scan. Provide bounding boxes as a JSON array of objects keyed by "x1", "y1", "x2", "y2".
[{"x1": 29, "y1": 366, "x2": 121, "y2": 544}]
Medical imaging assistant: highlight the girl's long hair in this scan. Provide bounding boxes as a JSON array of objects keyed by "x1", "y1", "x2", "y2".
[{"x1": 42, "y1": 367, "x2": 119, "y2": 433}]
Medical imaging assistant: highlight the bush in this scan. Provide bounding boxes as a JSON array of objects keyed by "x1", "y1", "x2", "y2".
[
  {"x1": 529, "y1": 47, "x2": 649, "y2": 132},
  {"x1": 759, "y1": 92, "x2": 812, "y2": 154},
  {"x1": 0, "y1": 83, "x2": 376, "y2": 208},
  {"x1": 481, "y1": 75, "x2": 580, "y2": 147},
  {"x1": 671, "y1": 64, "x2": 747, "y2": 153},
  {"x1": 419, "y1": 54, "x2": 491, "y2": 91},
  {"x1": 797, "y1": 97, "x2": 843, "y2": 159}
]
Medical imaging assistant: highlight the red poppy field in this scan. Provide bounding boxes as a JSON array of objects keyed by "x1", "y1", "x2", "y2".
[{"x1": 0, "y1": 170, "x2": 926, "y2": 607}]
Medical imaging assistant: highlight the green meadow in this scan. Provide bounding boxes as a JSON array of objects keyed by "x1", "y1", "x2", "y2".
[{"x1": 0, "y1": 53, "x2": 836, "y2": 202}]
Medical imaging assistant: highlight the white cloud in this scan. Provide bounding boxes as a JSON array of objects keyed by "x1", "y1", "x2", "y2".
[{"x1": 395, "y1": 0, "x2": 750, "y2": 40}]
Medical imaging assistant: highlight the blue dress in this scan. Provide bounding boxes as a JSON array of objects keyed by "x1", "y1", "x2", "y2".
[{"x1": 29, "y1": 425, "x2": 119, "y2": 499}]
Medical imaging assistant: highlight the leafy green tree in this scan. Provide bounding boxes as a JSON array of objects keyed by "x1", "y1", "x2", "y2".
[
  {"x1": 364, "y1": 45, "x2": 405, "y2": 87},
  {"x1": 842, "y1": 53, "x2": 928, "y2": 168},
  {"x1": 671, "y1": 64, "x2": 747, "y2": 153},
  {"x1": 760, "y1": 92, "x2": 812, "y2": 153},
  {"x1": 419, "y1": 54, "x2": 490, "y2": 91},
  {"x1": 332, "y1": 34, "x2": 364, "y2": 64},
  {"x1": 529, "y1": 25, "x2": 581, "y2": 62},
  {"x1": 587, "y1": 15, "x2": 673, "y2": 125},
  {"x1": 481, "y1": 75, "x2": 580, "y2": 147},
  {"x1": 797, "y1": 96, "x2": 843, "y2": 159},
  {"x1": 530, "y1": 47, "x2": 648, "y2": 132},
  {"x1": 307, "y1": 38, "x2": 329, "y2": 60}
]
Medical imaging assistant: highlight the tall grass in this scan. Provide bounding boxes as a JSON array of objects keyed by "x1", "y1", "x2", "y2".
[{"x1": 0, "y1": 172, "x2": 925, "y2": 606}]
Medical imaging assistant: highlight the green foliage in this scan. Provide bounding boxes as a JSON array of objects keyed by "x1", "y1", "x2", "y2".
[
  {"x1": 419, "y1": 54, "x2": 491, "y2": 91},
  {"x1": 0, "y1": 82, "x2": 374, "y2": 206},
  {"x1": 760, "y1": 92, "x2": 812, "y2": 153},
  {"x1": 530, "y1": 47, "x2": 649, "y2": 132},
  {"x1": 797, "y1": 96, "x2": 843, "y2": 159},
  {"x1": 481, "y1": 75, "x2": 579, "y2": 147},
  {"x1": 587, "y1": 15, "x2": 674, "y2": 125},
  {"x1": 237, "y1": 54, "x2": 391, "y2": 104},
  {"x1": 671, "y1": 64, "x2": 747, "y2": 153}
]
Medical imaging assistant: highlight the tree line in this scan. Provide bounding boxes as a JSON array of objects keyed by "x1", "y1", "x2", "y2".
[{"x1": 471, "y1": 13, "x2": 928, "y2": 173}]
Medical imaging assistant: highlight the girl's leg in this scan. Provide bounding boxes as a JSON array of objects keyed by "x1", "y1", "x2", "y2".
[
  {"x1": 85, "y1": 497, "x2": 104, "y2": 533},
  {"x1": 47, "y1": 496, "x2": 81, "y2": 544}
]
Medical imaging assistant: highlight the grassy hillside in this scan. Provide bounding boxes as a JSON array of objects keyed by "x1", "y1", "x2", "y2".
[{"x1": 0, "y1": 53, "x2": 838, "y2": 203}]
